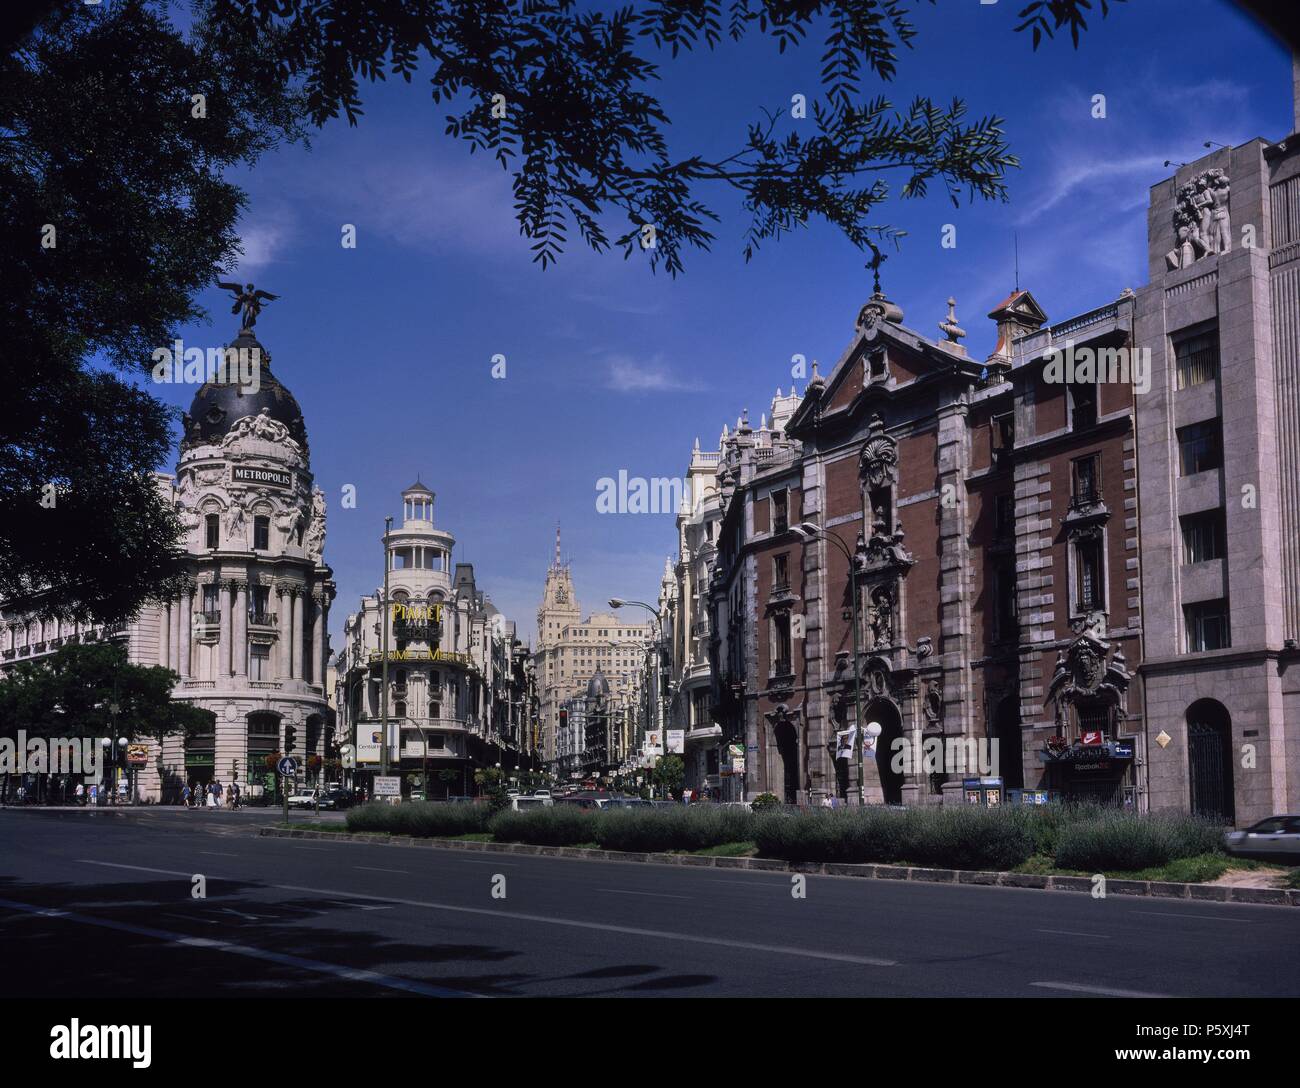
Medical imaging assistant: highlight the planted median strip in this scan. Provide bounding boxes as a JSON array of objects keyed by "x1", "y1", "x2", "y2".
[{"x1": 258, "y1": 803, "x2": 1299, "y2": 906}]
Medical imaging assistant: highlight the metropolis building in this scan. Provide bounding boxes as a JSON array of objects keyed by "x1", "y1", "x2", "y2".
[{"x1": 1, "y1": 318, "x2": 337, "y2": 802}]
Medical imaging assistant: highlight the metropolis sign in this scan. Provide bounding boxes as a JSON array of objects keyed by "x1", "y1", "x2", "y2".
[{"x1": 231, "y1": 466, "x2": 292, "y2": 489}]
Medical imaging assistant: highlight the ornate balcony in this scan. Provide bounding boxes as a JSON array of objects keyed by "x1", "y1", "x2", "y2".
[{"x1": 248, "y1": 612, "x2": 278, "y2": 628}]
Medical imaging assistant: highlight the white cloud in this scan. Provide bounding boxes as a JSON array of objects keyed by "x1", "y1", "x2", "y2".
[
  {"x1": 603, "y1": 354, "x2": 705, "y2": 393},
  {"x1": 231, "y1": 218, "x2": 292, "y2": 274}
]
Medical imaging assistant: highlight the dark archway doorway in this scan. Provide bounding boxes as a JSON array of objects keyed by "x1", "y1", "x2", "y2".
[
  {"x1": 1187, "y1": 699, "x2": 1234, "y2": 824},
  {"x1": 773, "y1": 721, "x2": 800, "y2": 804},
  {"x1": 866, "y1": 698, "x2": 904, "y2": 805},
  {"x1": 993, "y1": 696, "x2": 1023, "y2": 790}
]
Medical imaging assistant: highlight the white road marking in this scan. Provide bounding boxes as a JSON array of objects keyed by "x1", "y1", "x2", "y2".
[
  {"x1": 1036, "y1": 928, "x2": 1110, "y2": 939},
  {"x1": 0, "y1": 894, "x2": 475, "y2": 997},
  {"x1": 356, "y1": 867, "x2": 408, "y2": 874},
  {"x1": 1030, "y1": 981, "x2": 1174, "y2": 998},
  {"x1": 200, "y1": 851, "x2": 238, "y2": 857},
  {"x1": 1133, "y1": 911, "x2": 1254, "y2": 923},
  {"x1": 76, "y1": 860, "x2": 898, "y2": 967},
  {"x1": 600, "y1": 888, "x2": 691, "y2": 900}
]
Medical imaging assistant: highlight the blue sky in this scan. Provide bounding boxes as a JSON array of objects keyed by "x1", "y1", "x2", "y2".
[{"x1": 147, "y1": 0, "x2": 1293, "y2": 648}]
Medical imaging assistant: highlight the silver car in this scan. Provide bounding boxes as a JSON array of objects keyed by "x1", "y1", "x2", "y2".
[{"x1": 1223, "y1": 815, "x2": 1300, "y2": 864}]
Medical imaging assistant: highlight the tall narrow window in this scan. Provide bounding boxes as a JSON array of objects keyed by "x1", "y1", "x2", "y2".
[
  {"x1": 1181, "y1": 510, "x2": 1226, "y2": 564},
  {"x1": 1178, "y1": 420, "x2": 1223, "y2": 476},
  {"x1": 1185, "y1": 600, "x2": 1230, "y2": 652},
  {"x1": 994, "y1": 494, "x2": 1015, "y2": 542},
  {"x1": 253, "y1": 515, "x2": 270, "y2": 551},
  {"x1": 994, "y1": 558, "x2": 1018, "y2": 640},
  {"x1": 205, "y1": 514, "x2": 220, "y2": 549},
  {"x1": 771, "y1": 489, "x2": 789, "y2": 533},
  {"x1": 772, "y1": 613, "x2": 792, "y2": 675},
  {"x1": 1070, "y1": 383, "x2": 1097, "y2": 430},
  {"x1": 1072, "y1": 455, "x2": 1101, "y2": 505},
  {"x1": 1175, "y1": 331, "x2": 1219, "y2": 389},
  {"x1": 1075, "y1": 534, "x2": 1104, "y2": 612},
  {"x1": 249, "y1": 643, "x2": 269, "y2": 681},
  {"x1": 773, "y1": 553, "x2": 789, "y2": 591}
]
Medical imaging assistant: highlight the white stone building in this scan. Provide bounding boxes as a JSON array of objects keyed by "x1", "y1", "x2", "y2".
[
  {"x1": 334, "y1": 483, "x2": 538, "y2": 797},
  {"x1": 2, "y1": 325, "x2": 337, "y2": 802}
]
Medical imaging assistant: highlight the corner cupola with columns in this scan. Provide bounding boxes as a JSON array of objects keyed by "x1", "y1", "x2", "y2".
[{"x1": 153, "y1": 306, "x2": 336, "y2": 800}]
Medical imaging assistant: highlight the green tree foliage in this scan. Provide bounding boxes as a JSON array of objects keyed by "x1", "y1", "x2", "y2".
[
  {"x1": 0, "y1": 641, "x2": 215, "y2": 743},
  {"x1": 652, "y1": 753, "x2": 685, "y2": 798},
  {"x1": 206, "y1": 0, "x2": 1120, "y2": 274},
  {"x1": 0, "y1": 1, "x2": 302, "y2": 623}
]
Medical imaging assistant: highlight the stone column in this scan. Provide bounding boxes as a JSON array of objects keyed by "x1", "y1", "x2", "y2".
[
  {"x1": 218, "y1": 580, "x2": 231, "y2": 679},
  {"x1": 178, "y1": 582, "x2": 193, "y2": 679},
  {"x1": 311, "y1": 592, "x2": 324, "y2": 687},
  {"x1": 291, "y1": 589, "x2": 304, "y2": 680},
  {"x1": 158, "y1": 602, "x2": 170, "y2": 667},
  {"x1": 168, "y1": 598, "x2": 181, "y2": 671},
  {"x1": 276, "y1": 585, "x2": 291, "y2": 679},
  {"x1": 234, "y1": 581, "x2": 248, "y2": 677},
  {"x1": 321, "y1": 598, "x2": 331, "y2": 690}
]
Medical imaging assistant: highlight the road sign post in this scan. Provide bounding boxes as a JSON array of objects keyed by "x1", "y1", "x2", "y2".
[{"x1": 277, "y1": 756, "x2": 298, "y2": 825}]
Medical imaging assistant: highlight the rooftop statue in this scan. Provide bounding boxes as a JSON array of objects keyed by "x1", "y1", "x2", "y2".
[{"x1": 217, "y1": 280, "x2": 280, "y2": 331}]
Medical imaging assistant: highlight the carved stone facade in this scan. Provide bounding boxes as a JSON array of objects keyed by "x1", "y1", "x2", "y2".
[{"x1": 0, "y1": 326, "x2": 337, "y2": 802}]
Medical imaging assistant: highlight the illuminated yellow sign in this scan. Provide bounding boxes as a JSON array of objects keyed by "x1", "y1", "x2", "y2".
[{"x1": 392, "y1": 603, "x2": 442, "y2": 623}]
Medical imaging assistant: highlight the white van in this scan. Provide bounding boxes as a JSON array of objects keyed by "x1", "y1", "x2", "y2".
[{"x1": 511, "y1": 794, "x2": 554, "y2": 811}]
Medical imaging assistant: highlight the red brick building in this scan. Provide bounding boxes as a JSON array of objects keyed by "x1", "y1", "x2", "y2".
[{"x1": 708, "y1": 284, "x2": 1143, "y2": 805}]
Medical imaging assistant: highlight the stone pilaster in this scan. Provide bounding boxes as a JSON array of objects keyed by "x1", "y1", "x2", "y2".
[{"x1": 233, "y1": 580, "x2": 248, "y2": 677}]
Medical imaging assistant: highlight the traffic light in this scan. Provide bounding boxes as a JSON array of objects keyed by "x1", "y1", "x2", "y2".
[{"x1": 284, "y1": 724, "x2": 297, "y2": 752}]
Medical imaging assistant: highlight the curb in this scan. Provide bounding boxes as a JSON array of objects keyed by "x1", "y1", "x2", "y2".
[{"x1": 256, "y1": 828, "x2": 1300, "y2": 907}]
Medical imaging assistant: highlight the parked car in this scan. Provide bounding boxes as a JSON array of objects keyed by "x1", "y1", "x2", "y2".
[
  {"x1": 286, "y1": 789, "x2": 319, "y2": 809},
  {"x1": 316, "y1": 788, "x2": 353, "y2": 811},
  {"x1": 1223, "y1": 815, "x2": 1300, "y2": 863},
  {"x1": 554, "y1": 795, "x2": 600, "y2": 810},
  {"x1": 601, "y1": 797, "x2": 651, "y2": 808},
  {"x1": 531, "y1": 789, "x2": 552, "y2": 799},
  {"x1": 510, "y1": 795, "x2": 554, "y2": 810}
]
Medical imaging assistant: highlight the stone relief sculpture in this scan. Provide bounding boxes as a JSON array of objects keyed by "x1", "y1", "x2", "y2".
[
  {"x1": 225, "y1": 501, "x2": 246, "y2": 541},
  {"x1": 276, "y1": 505, "x2": 305, "y2": 549},
  {"x1": 1166, "y1": 168, "x2": 1230, "y2": 270},
  {"x1": 177, "y1": 505, "x2": 201, "y2": 548},
  {"x1": 868, "y1": 584, "x2": 894, "y2": 649},
  {"x1": 858, "y1": 414, "x2": 899, "y2": 491},
  {"x1": 305, "y1": 488, "x2": 327, "y2": 561},
  {"x1": 223, "y1": 408, "x2": 302, "y2": 455}
]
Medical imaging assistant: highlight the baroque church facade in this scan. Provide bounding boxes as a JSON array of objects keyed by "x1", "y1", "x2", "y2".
[{"x1": 692, "y1": 70, "x2": 1300, "y2": 825}]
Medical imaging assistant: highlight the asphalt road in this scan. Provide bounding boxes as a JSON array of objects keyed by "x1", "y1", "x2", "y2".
[{"x1": 1, "y1": 808, "x2": 1296, "y2": 998}]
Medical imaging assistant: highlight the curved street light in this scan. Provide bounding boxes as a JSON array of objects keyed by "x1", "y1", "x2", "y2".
[
  {"x1": 788, "y1": 521, "x2": 869, "y2": 806},
  {"x1": 609, "y1": 598, "x2": 670, "y2": 785}
]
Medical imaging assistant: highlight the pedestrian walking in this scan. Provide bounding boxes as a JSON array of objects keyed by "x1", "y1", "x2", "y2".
[
  {"x1": 181, "y1": 783, "x2": 192, "y2": 808},
  {"x1": 229, "y1": 782, "x2": 240, "y2": 809},
  {"x1": 206, "y1": 782, "x2": 216, "y2": 808},
  {"x1": 74, "y1": 783, "x2": 85, "y2": 806},
  {"x1": 214, "y1": 780, "x2": 224, "y2": 809}
]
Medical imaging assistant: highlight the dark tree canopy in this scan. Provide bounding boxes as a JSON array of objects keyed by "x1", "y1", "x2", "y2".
[
  {"x1": 208, "y1": 0, "x2": 1055, "y2": 273},
  {"x1": 1, "y1": 0, "x2": 1127, "y2": 625},
  {"x1": 0, "y1": 641, "x2": 216, "y2": 743},
  {"x1": 0, "y1": 1, "x2": 303, "y2": 623}
]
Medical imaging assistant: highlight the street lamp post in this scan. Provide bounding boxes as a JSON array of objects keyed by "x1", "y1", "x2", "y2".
[
  {"x1": 609, "y1": 598, "x2": 670, "y2": 796},
  {"x1": 789, "y1": 522, "x2": 869, "y2": 806},
  {"x1": 380, "y1": 515, "x2": 393, "y2": 781}
]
